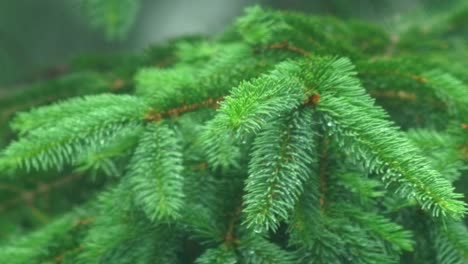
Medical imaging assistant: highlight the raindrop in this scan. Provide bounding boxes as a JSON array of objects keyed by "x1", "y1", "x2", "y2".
[
  {"x1": 254, "y1": 227, "x2": 262, "y2": 234},
  {"x1": 327, "y1": 122, "x2": 333, "y2": 127}
]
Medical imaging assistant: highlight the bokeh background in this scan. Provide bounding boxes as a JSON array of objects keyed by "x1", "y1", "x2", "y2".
[{"x1": 0, "y1": 0, "x2": 459, "y2": 91}]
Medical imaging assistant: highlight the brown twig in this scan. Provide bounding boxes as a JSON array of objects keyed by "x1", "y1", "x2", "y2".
[
  {"x1": 0, "y1": 174, "x2": 83, "y2": 213},
  {"x1": 363, "y1": 69, "x2": 428, "y2": 84},
  {"x1": 370, "y1": 90, "x2": 418, "y2": 102},
  {"x1": 224, "y1": 202, "x2": 243, "y2": 246},
  {"x1": 266, "y1": 39, "x2": 313, "y2": 58},
  {"x1": 146, "y1": 93, "x2": 320, "y2": 122},
  {"x1": 145, "y1": 96, "x2": 224, "y2": 122}
]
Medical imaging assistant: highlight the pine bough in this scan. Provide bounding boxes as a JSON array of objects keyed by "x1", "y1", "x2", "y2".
[{"x1": 0, "y1": 5, "x2": 467, "y2": 264}]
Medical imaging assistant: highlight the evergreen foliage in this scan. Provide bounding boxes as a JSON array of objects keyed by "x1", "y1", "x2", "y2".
[
  {"x1": 0, "y1": 2, "x2": 467, "y2": 263},
  {"x1": 81, "y1": 0, "x2": 141, "y2": 40}
]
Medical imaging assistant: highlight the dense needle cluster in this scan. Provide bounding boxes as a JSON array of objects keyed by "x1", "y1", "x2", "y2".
[{"x1": 0, "y1": 4, "x2": 467, "y2": 264}]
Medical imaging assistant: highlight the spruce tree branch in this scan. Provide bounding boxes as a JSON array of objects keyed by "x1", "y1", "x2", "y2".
[
  {"x1": 0, "y1": 4, "x2": 466, "y2": 262},
  {"x1": 319, "y1": 97, "x2": 465, "y2": 217},
  {"x1": 434, "y1": 221, "x2": 468, "y2": 262},
  {"x1": 359, "y1": 63, "x2": 468, "y2": 118},
  {"x1": 303, "y1": 56, "x2": 466, "y2": 218},
  {"x1": 0, "y1": 74, "x2": 124, "y2": 125},
  {"x1": 145, "y1": 92, "x2": 320, "y2": 123},
  {"x1": 243, "y1": 109, "x2": 316, "y2": 232},
  {"x1": 127, "y1": 123, "x2": 184, "y2": 221}
]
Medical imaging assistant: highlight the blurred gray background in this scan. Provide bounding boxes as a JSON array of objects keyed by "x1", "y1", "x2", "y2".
[{"x1": 0, "y1": 0, "x2": 453, "y2": 89}]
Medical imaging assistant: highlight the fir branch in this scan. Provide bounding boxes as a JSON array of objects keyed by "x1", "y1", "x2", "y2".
[
  {"x1": 307, "y1": 56, "x2": 466, "y2": 218},
  {"x1": 288, "y1": 175, "x2": 321, "y2": 248},
  {"x1": 136, "y1": 66, "x2": 197, "y2": 108},
  {"x1": 0, "y1": 122, "x2": 142, "y2": 173},
  {"x1": 0, "y1": 72, "x2": 114, "y2": 126},
  {"x1": 126, "y1": 123, "x2": 185, "y2": 221},
  {"x1": 75, "y1": 125, "x2": 143, "y2": 178},
  {"x1": 77, "y1": 186, "x2": 179, "y2": 263},
  {"x1": 181, "y1": 167, "x2": 238, "y2": 246},
  {"x1": 11, "y1": 94, "x2": 146, "y2": 134},
  {"x1": 289, "y1": 186, "x2": 346, "y2": 264},
  {"x1": 406, "y1": 129, "x2": 466, "y2": 182},
  {"x1": 319, "y1": 95, "x2": 465, "y2": 218},
  {"x1": 0, "y1": 4, "x2": 466, "y2": 262},
  {"x1": 216, "y1": 60, "x2": 307, "y2": 135},
  {"x1": 288, "y1": 177, "x2": 399, "y2": 263},
  {"x1": 236, "y1": 6, "x2": 386, "y2": 58},
  {"x1": 0, "y1": 95, "x2": 147, "y2": 172},
  {"x1": 183, "y1": 203, "x2": 225, "y2": 246},
  {"x1": 339, "y1": 205, "x2": 414, "y2": 252},
  {"x1": 243, "y1": 108, "x2": 316, "y2": 233},
  {"x1": 433, "y1": 221, "x2": 468, "y2": 264},
  {"x1": 137, "y1": 43, "x2": 260, "y2": 111},
  {"x1": 236, "y1": 6, "x2": 293, "y2": 45},
  {"x1": 200, "y1": 118, "x2": 241, "y2": 170},
  {"x1": 358, "y1": 58, "x2": 468, "y2": 118},
  {"x1": 423, "y1": 70, "x2": 468, "y2": 117},
  {"x1": 336, "y1": 171, "x2": 386, "y2": 200},
  {"x1": 335, "y1": 220, "x2": 399, "y2": 264}
]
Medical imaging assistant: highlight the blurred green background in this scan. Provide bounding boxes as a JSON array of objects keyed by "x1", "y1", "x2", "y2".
[{"x1": 0, "y1": 0, "x2": 459, "y2": 91}]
